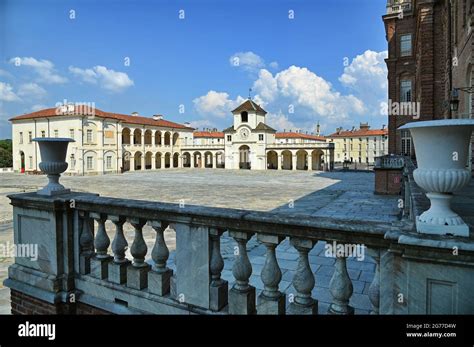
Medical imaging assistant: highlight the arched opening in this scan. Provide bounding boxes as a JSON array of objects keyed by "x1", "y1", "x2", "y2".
[
  {"x1": 122, "y1": 151, "x2": 131, "y2": 172},
  {"x1": 133, "y1": 129, "x2": 142, "y2": 145},
  {"x1": 122, "y1": 128, "x2": 131, "y2": 145},
  {"x1": 281, "y1": 150, "x2": 292, "y2": 170},
  {"x1": 145, "y1": 152, "x2": 153, "y2": 169},
  {"x1": 164, "y1": 132, "x2": 171, "y2": 146},
  {"x1": 134, "y1": 152, "x2": 142, "y2": 170},
  {"x1": 216, "y1": 152, "x2": 225, "y2": 168},
  {"x1": 172, "y1": 133, "x2": 179, "y2": 146},
  {"x1": 155, "y1": 131, "x2": 162, "y2": 146},
  {"x1": 19, "y1": 151, "x2": 25, "y2": 173},
  {"x1": 312, "y1": 150, "x2": 323, "y2": 171},
  {"x1": 239, "y1": 145, "x2": 250, "y2": 169},
  {"x1": 296, "y1": 150, "x2": 308, "y2": 170},
  {"x1": 173, "y1": 153, "x2": 180, "y2": 167},
  {"x1": 193, "y1": 152, "x2": 202, "y2": 168},
  {"x1": 182, "y1": 152, "x2": 191, "y2": 168},
  {"x1": 204, "y1": 151, "x2": 213, "y2": 168},
  {"x1": 155, "y1": 153, "x2": 162, "y2": 169},
  {"x1": 144, "y1": 130, "x2": 152, "y2": 145},
  {"x1": 164, "y1": 153, "x2": 171, "y2": 168},
  {"x1": 241, "y1": 111, "x2": 248, "y2": 123},
  {"x1": 267, "y1": 151, "x2": 278, "y2": 170}
]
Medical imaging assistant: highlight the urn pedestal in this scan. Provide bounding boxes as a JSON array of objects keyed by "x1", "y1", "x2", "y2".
[
  {"x1": 399, "y1": 119, "x2": 474, "y2": 237},
  {"x1": 33, "y1": 138, "x2": 74, "y2": 196}
]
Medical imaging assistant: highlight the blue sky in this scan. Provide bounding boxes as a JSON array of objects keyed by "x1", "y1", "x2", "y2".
[{"x1": 0, "y1": 0, "x2": 389, "y2": 138}]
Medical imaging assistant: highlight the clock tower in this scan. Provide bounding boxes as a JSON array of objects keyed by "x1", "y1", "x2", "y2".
[{"x1": 223, "y1": 98, "x2": 276, "y2": 170}]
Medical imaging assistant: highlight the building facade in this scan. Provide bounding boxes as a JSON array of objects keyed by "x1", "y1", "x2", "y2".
[
  {"x1": 10, "y1": 100, "x2": 335, "y2": 174},
  {"x1": 326, "y1": 123, "x2": 389, "y2": 164},
  {"x1": 383, "y1": 0, "x2": 473, "y2": 167}
]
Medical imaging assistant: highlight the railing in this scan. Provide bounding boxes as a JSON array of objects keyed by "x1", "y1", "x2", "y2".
[
  {"x1": 180, "y1": 144, "x2": 225, "y2": 150},
  {"x1": 68, "y1": 194, "x2": 392, "y2": 314},
  {"x1": 267, "y1": 143, "x2": 334, "y2": 150}
]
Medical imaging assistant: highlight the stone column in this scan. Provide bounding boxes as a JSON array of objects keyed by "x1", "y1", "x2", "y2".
[
  {"x1": 78, "y1": 210, "x2": 94, "y2": 275},
  {"x1": 161, "y1": 154, "x2": 166, "y2": 169},
  {"x1": 307, "y1": 154, "x2": 313, "y2": 171},
  {"x1": 108, "y1": 215, "x2": 129, "y2": 284},
  {"x1": 148, "y1": 220, "x2": 172, "y2": 296},
  {"x1": 90, "y1": 212, "x2": 111, "y2": 280},
  {"x1": 288, "y1": 238, "x2": 317, "y2": 314},
  {"x1": 214, "y1": 153, "x2": 218, "y2": 168},
  {"x1": 229, "y1": 230, "x2": 256, "y2": 314},
  {"x1": 151, "y1": 154, "x2": 156, "y2": 170},
  {"x1": 277, "y1": 154, "x2": 282, "y2": 170},
  {"x1": 127, "y1": 218, "x2": 150, "y2": 290},
  {"x1": 257, "y1": 234, "x2": 285, "y2": 314},
  {"x1": 209, "y1": 228, "x2": 228, "y2": 311},
  {"x1": 292, "y1": 153, "x2": 297, "y2": 171},
  {"x1": 130, "y1": 155, "x2": 135, "y2": 171},
  {"x1": 190, "y1": 154, "x2": 195, "y2": 168},
  {"x1": 141, "y1": 154, "x2": 145, "y2": 170}
]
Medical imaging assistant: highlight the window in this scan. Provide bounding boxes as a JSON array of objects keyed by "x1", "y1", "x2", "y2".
[
  {"x1": 401, "y1": 129, "x2": 412, "y2": 156},
  {"x1": 106, "y1": 156, "x2": 112, "y2": 169},
  {"x1": 28, "y1": 132, "x2": 32, "y2": 143},
  {"x1": 400, "y1": 80, "x2": 412, "y2": 102},
  {"x1": 241, "y1": 111, "x2": 248, "y2": 123},
  {"x1": 69, "y1": 129, "x2": 75, "y2": 139},
  {"x1": 70, "y1": 154, "x2": 75, "y2": 170},
  {"x1": 87, "y1": 130, "x2": 93, "y2": 143},
  {"x1": 19, "y1": 132, "x2": 23, "y2": 144},
  {"x1": 227, "y1": 135, "x2": 232, "y2": 141},
  {"x1": 259, "y1": 134, "x2": 264, "y2": 141},
  {"x1": 29, "y1": 156, "x2": 33, "y2": 169},
  {"x1": 400, "y1": 34, "x2": 412, "y2": 57},
  {"x1": 54, "y1": 130, "x2": 59, "y2": 138},
  {"x1": 41, "y1": 131, "x2": 45, "y2": 138},
  {"x1": 86, "y1": 156, "x2": 93, "y2": 170}
]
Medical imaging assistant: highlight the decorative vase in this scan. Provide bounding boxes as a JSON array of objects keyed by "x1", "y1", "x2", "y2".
[
  {"x1": 399, "y1": 119, "x2": 474, "y2": 237},
  {"x1": 33, "y1": 138, "x2": 74, "y2": 196}
]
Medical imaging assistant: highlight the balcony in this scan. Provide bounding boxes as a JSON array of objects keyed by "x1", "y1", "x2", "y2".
[{"x1": 386, "y1": 0, "x2": 412, "y2": 15}]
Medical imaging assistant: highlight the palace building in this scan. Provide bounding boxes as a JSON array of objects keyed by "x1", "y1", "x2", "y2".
[{"x1": 9, "y1": 99, "x2": 335, "y2": 174}]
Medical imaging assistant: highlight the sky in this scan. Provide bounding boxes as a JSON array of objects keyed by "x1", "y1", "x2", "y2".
[{"x1": 0, "y1": 0, "x2": 389, "y2": 139}]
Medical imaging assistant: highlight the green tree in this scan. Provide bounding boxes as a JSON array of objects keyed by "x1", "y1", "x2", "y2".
[{"x1": 0, "y1": 139, "x2": 13, "y2": 167}]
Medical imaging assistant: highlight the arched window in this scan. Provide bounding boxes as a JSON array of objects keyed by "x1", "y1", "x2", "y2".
[{"x1": 241, "y1": 111, "x2": 248, "y2": 123}]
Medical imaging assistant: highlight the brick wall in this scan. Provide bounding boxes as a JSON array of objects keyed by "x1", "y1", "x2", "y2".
[{"x1": 10, "y1": 290, "x2": 111, "y2": 315}]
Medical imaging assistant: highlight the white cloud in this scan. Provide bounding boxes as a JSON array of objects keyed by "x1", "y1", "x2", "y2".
[
  {"x1": 339, "y1": 50, "x2": 388, "y2": 116},
  {"x1": 193, "y1": 90, "x2": 244, "y2": 118},
  {"x1": 266, "y1": 111, "x2": 299, "y2": 131},
  {"x1": 69, "y1": 65, "x2": 134, "y2": 92},
  {"x1": 269, "y1": 61, "x2": 279, "y2": 70},
  {"x1": 9, "y1": 57, "x2": 67, "y2": 84},
  {"x1": 229, "y1": 51, "x2": 265, "y2": 72},
  {"x1": 187, "y1": 119, "x2": 216, "y2": 130},
  {"x1": 17, "y1": 83, "x2": 47, "y2": 99},
  {"x1": 252, "y1": 65, "x2": 365, "y2": 120},
  {"x1": 0, "y1": 82, "x2": 21, "y2": 102}
]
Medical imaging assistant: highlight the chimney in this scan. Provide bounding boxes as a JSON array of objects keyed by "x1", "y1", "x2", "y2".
[
  {"x1": 131, "y1": 111, "x2": 139, "y2": 117},
  {"x1": 351, "y1": 126, "x2": 355, "y2": 132},
  {"x1": 152, "y1": 114, "x2": 163, "y2": 120},
  {"x1": 382, "y1": 124, "x2": 386, "y2": 130},
  {"x1": 359, "y1": 122, "x2": 370, "y2": 130},
  {"x1": 184, "y1": 122, "x2": 190, "y2": 127},
  {"x1": 316, "y1": 121, "x2": 320, "y2": 136}
]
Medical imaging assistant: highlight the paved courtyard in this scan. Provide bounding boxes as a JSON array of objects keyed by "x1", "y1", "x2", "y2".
[{"x1": 0, "y1": 169, "x2": 400, "y2": 314}]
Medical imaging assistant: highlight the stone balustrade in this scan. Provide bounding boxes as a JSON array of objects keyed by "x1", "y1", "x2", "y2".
[{"x1": 5, "y1": 173, "x2": 474, "y2": 314}]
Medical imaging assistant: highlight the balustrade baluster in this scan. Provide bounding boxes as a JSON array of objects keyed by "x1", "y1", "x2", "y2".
[
  {"x1": 229, "y1": 230, "x2": 256, "y2": 314},
  {"x1": 288, "y1": 238, "x2": 317, "y2": 315},
  {"x1": 78, "y1": 211, "x2": 94, "y2": 275},
  {"x1": 90, "y1": 212, "x2": 111, "y2": 279},
  {"x1": 126, "y1": 218, "x2": 149, "y2": 290},
  {"x1": 148, "y1": 220, "x2": 172, "y2": 296},
  {"x1": 108, "y1": 215, "x2": 129, "y2": 284},
  {"x1": 367, "y1": 248, "x2": 380, "y2": 315},
  {"x1": 328, "y1": 244, "x2": 354, "y2": 315},
  {"x1": 257, "y1": 234, "x2": 285, "y2": 314},
  {"x1": 209, "y1": 228, "x2": 228, "y2": 311}
]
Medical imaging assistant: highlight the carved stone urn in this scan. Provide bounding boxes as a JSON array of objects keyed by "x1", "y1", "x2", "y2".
[
  {"x1": 33, "y1": 138, "x2": 74, "y2": 196},
  {"x1": 399, "y1": 119, "x2": 474, "y2": 237}
]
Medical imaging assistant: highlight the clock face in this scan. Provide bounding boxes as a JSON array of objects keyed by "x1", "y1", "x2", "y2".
[{"x1": 240, "y1": 128, "x2": 250, "y2": 139}]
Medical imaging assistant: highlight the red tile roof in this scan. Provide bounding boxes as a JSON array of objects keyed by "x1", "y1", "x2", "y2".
[
  {"x1": 9, "y1": 106, "x2": 193, "y2": 130},
  {"x1": 231, "y1": 99, "x2": 267, "y2": 114},
  {"x1": 276, "y1": 132, "x2": 326, "y2": 141},
  {"x1": 193, "y1": 131, "x2": 224, "y2": 138},
  {"x1": 327, "y1": 129, "x2": 388, "y2": 137}
]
